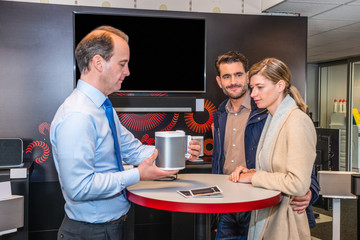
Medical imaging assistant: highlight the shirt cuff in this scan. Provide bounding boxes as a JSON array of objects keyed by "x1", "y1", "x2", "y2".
[{"x1": 121, "y1": 168, "x2": 140, "y2": 188}]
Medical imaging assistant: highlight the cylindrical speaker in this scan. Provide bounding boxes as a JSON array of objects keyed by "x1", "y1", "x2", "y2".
[{"x1": 155, "y1": 131, "x2": 186, "y2": 170}]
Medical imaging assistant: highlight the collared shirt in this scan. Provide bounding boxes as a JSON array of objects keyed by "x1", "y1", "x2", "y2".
[
  {"x1": 50, "y1": 80, "x2": 154, "y2": 223},
  {"x1": 223, "y1": 92, "x2": 251, "y2": 174}
]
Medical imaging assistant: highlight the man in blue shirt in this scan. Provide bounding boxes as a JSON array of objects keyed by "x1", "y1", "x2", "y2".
[{"x1": 50, "y1": 26, "x2": 201, "y2": 240}]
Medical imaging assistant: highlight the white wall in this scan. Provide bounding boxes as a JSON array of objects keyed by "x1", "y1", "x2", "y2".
[
  {"x1": 307, "y1": 63, "x2": 319, "y2": 122},
  {"x1": 319, "y1": 64, "x2": 348, "y2": 128},
  {"x1": 8, "y1": 0, "x2": 262, "y2": 14},
  {"x1": 353, "y1": 63, "x2": 360, "y2": 111}
]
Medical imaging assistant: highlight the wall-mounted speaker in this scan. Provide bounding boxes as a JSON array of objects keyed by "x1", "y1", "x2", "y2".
[{"x1": 0, "y1": 138, "x2": 23, "y2": 169}]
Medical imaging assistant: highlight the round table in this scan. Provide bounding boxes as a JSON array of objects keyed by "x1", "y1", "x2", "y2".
[{"x1": 128, "y1": 174, "x2": 281, "y2": 239}]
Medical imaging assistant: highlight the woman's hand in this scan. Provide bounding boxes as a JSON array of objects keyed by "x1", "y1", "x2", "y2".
[{"x1": 228, "y1": 166, "x2": 256, "y2": 183}]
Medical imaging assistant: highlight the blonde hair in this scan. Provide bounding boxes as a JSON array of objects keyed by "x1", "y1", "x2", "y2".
[{"x1": 248, "y1": 58, "x2": 307, "y2": 112}]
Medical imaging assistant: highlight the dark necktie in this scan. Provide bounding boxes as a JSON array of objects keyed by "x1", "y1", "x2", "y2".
[{"x1": 103, "y1": 98, "x2": 124, "y2": 172}]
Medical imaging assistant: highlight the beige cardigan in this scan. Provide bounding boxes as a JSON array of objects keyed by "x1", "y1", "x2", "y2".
[{"x1": 249, "y1": 97, "x2": 317, "y2": 240}]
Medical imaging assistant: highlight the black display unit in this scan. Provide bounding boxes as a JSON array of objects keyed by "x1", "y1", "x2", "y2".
[
  {"x1": 315, "y1": 128, "x2": 340, "y2": 172},
  {"x1": 74, "y1": 12, "x2": 206, "y2": 93},
  {"x1": 314, "y1": 128, "x2": 340, "y2": 211}
]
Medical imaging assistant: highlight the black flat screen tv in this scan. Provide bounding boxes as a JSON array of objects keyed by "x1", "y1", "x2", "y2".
[
  {"x1": 74, "y1": 12, "x2": 206, "y2": 93},
  {"x1": 315, "y1": 128, "x2": 340, "y2": 171}
]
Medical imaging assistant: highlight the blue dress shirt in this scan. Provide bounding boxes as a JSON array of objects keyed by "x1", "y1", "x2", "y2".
[{"x1": 50, "y1": 80, "x2": 155, "y2": 223}]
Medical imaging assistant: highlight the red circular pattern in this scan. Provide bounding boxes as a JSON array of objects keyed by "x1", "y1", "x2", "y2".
[
  {"x1": 38, "y1": 122, "x2": 50, "y2": 135},
  {"x1": 203, "y1": 138, "x2": 214, "y2": 156},
  {"x1": 118, "y1": 113, "x2": 166, "y2": 131},
  {"x1": 160, "y1": 113, "x2": 179, "y2": 132},
  {"x1": 25, "y1": 141, "x2": 50, "y2": 164},
  {"x1": 141, "y1": 134, "x2": 155, "y2": 145},
  {"x1": 184, "y1": 99, "x2": 216, "y2": 134},
  {"x1": 115, "y1": 93, "x2": 171, "y2": 131},
  {"x1": 111, "y1": 92, "x2": 168, "y2": 97}
]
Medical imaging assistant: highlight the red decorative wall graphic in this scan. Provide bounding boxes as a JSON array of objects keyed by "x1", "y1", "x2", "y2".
[
  {"x1": 25, "y1": 140, "x2": 50, "y2": 164},
  {"x1": 25, "y1": 122, "x2": 51, "y2": 165},
  {"x1": 39, "y1": 122, "x2": 50, "y2": 135},
  {"x1": 26, "y1": 98, "x2": 216, "y2": 169},
  {"x1": 141, "y1": 134, "x2": 155, "y2": 145},
  {"x1": 118, "y1": 113, "x2": 166, "y2": 131},
  {"x1": 160, "y1": 113, "x2": 179, "y2": 132},
  {"x1": 115, "y1": 98, "x2": 216, "y2": 156},
  {"x1": 184, "y1": 99, "x2": 216, "y2": 134},
  {"x1": 115, "y1": 93, "x2": 181, "y2": 132},
  {"x1": 112, "y1": 92, "x2": 168, "y2": 97},
  {"x1": 203, "y1": 138, "x2": 214, "y2": 156}
]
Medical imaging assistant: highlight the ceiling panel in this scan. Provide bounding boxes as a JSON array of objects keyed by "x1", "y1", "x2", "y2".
[
  {"x1": 286, "y1": 0, "x2": 352, "y2": 3},
  {"x1": 349, "y1": 0, "x2": 360, "y2": 5},
  {"x1": 267, "y1": 2, "x2": 338, "y2": 16},
  {"x1": 337, "y1": 22, "x2": 360, "y2": 32},
  {"x1": 313, "y1": 5, "x2": 360, "y2": 20},
  {"x1": 265, "y1": 0, "x2": 360, "y2": 62},
  {"x1": 310, "y1": 38, "x2": 360, "y2": 51},
  {"x1": 308, "y1": 30, "x2": 350, "y2": 44},
  {"x1": 308, "y1": 18, "x2": 355, "y2": 34}
]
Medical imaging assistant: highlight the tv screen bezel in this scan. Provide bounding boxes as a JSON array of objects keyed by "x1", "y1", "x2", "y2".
[{"x1": 73, "y1": 11, "x2": 207, "y2": 94}]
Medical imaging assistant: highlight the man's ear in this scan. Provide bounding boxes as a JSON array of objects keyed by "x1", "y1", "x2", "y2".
[
  {"x1": 216, "y1": 76, "x2": 222, "y2": 89},
  {"x1": 92, "y1": 55, "x2": 104, "y2": 72}
]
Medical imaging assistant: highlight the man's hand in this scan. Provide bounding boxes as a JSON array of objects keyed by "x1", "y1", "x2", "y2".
[
  {"x1": 186, "y1": 140, "x2": 202, "y2": 161},
  {"x1": 137, "y1": 149, "x2": 178, "y2": 180},
  {"x1": 291, "y1": 189, "x2": 312, "y2": 214}
]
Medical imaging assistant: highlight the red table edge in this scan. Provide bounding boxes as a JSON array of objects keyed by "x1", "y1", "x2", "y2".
[{"x1": 127, "y1": 191, "x2": 281, "y2": 213}]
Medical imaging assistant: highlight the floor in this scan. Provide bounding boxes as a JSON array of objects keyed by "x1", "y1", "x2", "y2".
[{"x1": 311, "y1": 198, "x2": 357, "y2": 240}]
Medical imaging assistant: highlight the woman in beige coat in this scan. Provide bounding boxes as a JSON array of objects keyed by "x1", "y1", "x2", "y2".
[{"x1": 229, "y1": 58, "x2": 317, "y2": 240}]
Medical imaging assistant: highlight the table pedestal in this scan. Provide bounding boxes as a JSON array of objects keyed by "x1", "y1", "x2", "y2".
[
  {"x1": 195, "y1": 213, "x2": 211, "y2": 240},
  {"x1": 323, "y1": 195, "x2": 356, "y2": 240},
  {"x1": 332, "y1": 199, "x2": 340, "y2": 240}
]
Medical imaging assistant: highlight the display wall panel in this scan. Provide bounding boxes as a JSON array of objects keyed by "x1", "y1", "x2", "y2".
[
  {"x1": 0, "y1": 1, "x2": 307, "y2": 182},
  {"x1": 0, "y1": 1, "x2": 307, "y2": 238}
]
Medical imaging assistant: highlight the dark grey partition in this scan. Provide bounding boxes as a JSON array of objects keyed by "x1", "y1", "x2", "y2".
[{"x1": 0, "y1": 1, "x2": 307, "y2": 239}]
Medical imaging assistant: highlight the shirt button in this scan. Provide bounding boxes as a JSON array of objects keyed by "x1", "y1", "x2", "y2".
[
  {"x1": 232, "y1": 144, "x2": 236, "y2": 147},
  {"x1": 234, "y1": 113, "x2": 238, "y2": 116},
  {"x1": 233, "y1": 128, "x2": 236, "y2": 131},
  {"x1": 231, "y1": 160, "x2": 234, "y2": 163}
]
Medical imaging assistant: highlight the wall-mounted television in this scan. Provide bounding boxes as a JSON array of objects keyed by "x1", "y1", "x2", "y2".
[{"x1": 74, "y1": 12, "x2": 206, "y2": 93}]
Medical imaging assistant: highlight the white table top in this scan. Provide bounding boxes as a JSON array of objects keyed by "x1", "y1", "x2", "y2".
[{"x1": 127, "y1": 173, "x2": 281, "y2": 213}]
